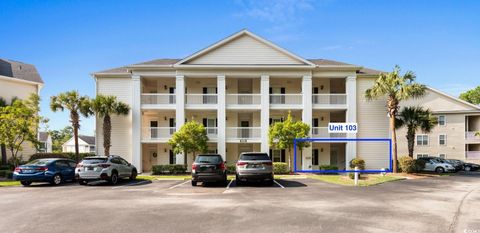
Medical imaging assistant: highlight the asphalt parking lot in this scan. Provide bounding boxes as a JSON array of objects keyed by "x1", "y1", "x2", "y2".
[{"x1": 1, "y1": 173, "x2": 479, "y2": 233}]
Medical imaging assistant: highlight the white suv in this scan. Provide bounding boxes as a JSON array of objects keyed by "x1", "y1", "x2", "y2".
[
  {"x1": 418, "y1": 157, "x2": 456, "y2": 173},
  {"x1": 76, "y1": 155, "x2": 137, "y2": 185}
]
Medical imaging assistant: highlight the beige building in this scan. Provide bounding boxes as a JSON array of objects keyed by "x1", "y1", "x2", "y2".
[
  {"x1": 0, "y1": 58, "x2": 44, "y2": 161},
  {"x1": 92, "y1": 30, "x2": 480, "y2": 172}
]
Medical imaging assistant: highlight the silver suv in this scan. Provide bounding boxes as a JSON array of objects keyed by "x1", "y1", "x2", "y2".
[
  {"x1": 75, "y1": 155, "x2": 137, "y2": 185},
  {"x1": 235, "y1": 152, "x2": 273, "y2": 185}
]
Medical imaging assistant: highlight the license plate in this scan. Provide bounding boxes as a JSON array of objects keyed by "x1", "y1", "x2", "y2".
[
  {"x1": 247, "y1": 164, "x2": 262, "y2": 168},
  {"x1": 86, "y1": 167, "x2": 94, "y2": 171},
  {"x1": 23, "y1": 169, "x2": 34, "y2": 173},
  {"x1": 201, "y1": 166, "x2": 213, "y2": 172}
]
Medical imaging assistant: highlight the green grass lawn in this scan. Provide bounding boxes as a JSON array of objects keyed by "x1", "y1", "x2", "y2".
[
  {"x1": 309, "y1": 174, "x2": 405, "y2": 186},
  {"x1": 0, "y1": 180, "x2": 21, "y2": 187}
]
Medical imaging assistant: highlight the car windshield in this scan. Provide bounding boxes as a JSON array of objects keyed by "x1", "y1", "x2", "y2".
[
  {"x1": 26, "y1": 159, "x2": 53, "y2": 166},
  {"x1": 82, "y1": 158, "x2": 108, "y2": 164},
  {"x1": 240, "y1": 153, "x2": 270, "y2": 161},
  {"x1": 195, "y1": 155, "x2": 222, "y2": 164}
]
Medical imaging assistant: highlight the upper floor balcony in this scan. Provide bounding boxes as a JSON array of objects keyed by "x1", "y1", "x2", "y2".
[
  {"x1": 465, "y1": 131, "x2": 480, "y2": 142},
  {"x1": 141, "y1": 94, "x2": 176, "y2": 109},
  {"x1": 141, "y1": 127, "x2": 176, "y2": 142},
  {"x1": 226, "y1": 94, "x2": 261, "y2": 109},
  {"x1": 185, "y1": 94, "x2": 218, "y2": 109},
  {"x1": 311, "y1": 127, "x2": 347, "y2": 138},
  {"x1": 312, "y1": 94, "x2": 347, "y2": 109},
  {"x1": 269, "y1": 94, "x2": 303, "y2": 109},
  {"x1": 226, "y1": 127, "x2": 261, "y2": 143}
]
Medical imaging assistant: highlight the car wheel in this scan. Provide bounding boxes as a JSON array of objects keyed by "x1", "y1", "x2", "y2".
[
  {"x1": 51, "y1": 174, "x2": 62, "y2": 185},
  {"x1": 109, "y1": 172, "x2": 119, "y2": 185},
  {"x1": 465, "y1": 166, "x2": 471, "y2": 172},
  {"x1": 130, "y1": 169, "x2": 137, "y2": 180},
  {"x1": 20, "y1": 181, "x2": 31, "y2": 186},
  {"x1": 435, "y1": 167, "x2": 445, "y2": 173},
  {"x1": 191, "y1": 180, "x2": 197, "y2": 186},
  {"x1": 78, "y1": 179, "x2": 87, "y2": 185},
  {"x1": 266, "y1": 179, "x2": 274, "y2": 186}
]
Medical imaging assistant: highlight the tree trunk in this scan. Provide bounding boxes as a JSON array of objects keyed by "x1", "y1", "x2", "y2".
[
  {"x1": 1, "y1": 144, "x2": 6, "y2": 166},
  {"x1": 103, "y1": 114, "x2": 111, "y2": 156},
  {"x1": 71, "y1": 111, "x2": 80, "y2": 162},
  {"x1": 288, "y1": 148, "x2": 292, "y2": 173},
  {"x1": 388, "y1": 98, "x2": 399, "y2": 173},
  {"x1": 10, "y1": 148, "x2": 17, "y2": 168},
  {"x1": 183, "y1": 150, "x2": 187, "y2": 167},
  {"x1": 407, "y1": 128, "x2": 415, "y2": 158}
]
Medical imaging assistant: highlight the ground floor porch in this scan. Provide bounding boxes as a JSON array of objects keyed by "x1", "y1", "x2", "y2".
[{"x1": 140, "y1": 142, "x2": 347, "y2": 172}]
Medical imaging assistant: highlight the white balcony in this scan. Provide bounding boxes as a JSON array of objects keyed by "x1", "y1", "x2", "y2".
[
  {"x1": 466, "y1": 151, "x2": 480, "y2": 159},
  {"x1": 465, "y1": 132, "x2": 480, "y2": 141},
  {"x1": 226, "y1": 94, "x2": 261, "y2": 109},
  {"x1": 269, "y1": 94, "x2": 302, "y2": 109},
  {"x1": 142, "y1": 127, "x2": 176, "y2": 142},
  {"x1": 185, "y1": 94, "x2": 218, "y2": 109},
  {"x1": 311, "y1": 127, "x2": 347, "y2": 138},
  {"x1": 206, "y1": 127, "x2": 218, "y2": 139},
  {"x1": 141, "y1": 94, "x2": 176, "y2": 109},
  {"x1": 226, "y1": 127, "x2": 261, "y2": 142},
  {"x1": 312, "y1": 94, "x2": 347, "y2": 109}
]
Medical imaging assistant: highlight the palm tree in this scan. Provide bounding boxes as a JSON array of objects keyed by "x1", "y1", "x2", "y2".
[
  {"x1": 50, "y1": 91, "x2": 91, "y2": 161},
  {"x1": 90, "y1": 95, "x2": 130, "y2": 156},
  {"x1": 395, "y1": 107, "x2": 437, "y2": 158},
  {"x1": 365, "y1": 66, "x2": 426, "y2": 173}
]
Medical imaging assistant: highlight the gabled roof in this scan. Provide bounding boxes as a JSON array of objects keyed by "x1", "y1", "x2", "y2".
[
  {"x1": 0, "y1": 58, "x2": 43, "y2": 83},
  {"x1": 426, "y1": 86, "x2": 480, "y2": 110},
  {"x1": 78, "y1": 135, "x2": 95, "y2": 145},
  {"x1": 174, "y1": 29, "x2": 316, "y2": 66}
]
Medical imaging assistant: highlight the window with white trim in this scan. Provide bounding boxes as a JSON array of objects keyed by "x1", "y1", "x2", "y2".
[
  {"x1": 439, "y1": 154, "x2": 446, "y2": 159},
  {"x1": 416, "y1": 135, "x2": 429, "y2": 146},
  {"x1": 439, "y1": 134, "x2": 447, "y2": 146},
  {"x1": 438, "y1": 115, "x2": 446, "y2": 126},
  {"x1": 417, "y1": 154, "x2": 429, "y2": 158}
]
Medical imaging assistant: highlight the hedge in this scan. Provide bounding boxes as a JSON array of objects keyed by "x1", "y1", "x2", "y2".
[
  {"x1": 273, "y1": 162, "x2": 289, "y2": 174},
  {"x1": 399, "y1": 156, "x2": 426, "y2": 173},
  {"x1": 226, "y1": 165, "x2": 236, "y2": 174},
  {"x1": 318, "y1": 165, "x2": 339, "y2": 171},
  {"x1": 152, "y1": 165, "x2": 187, "y2": 175},
  {"x1": 29, "y1": 153, "x2": 95, "y2": 162}
]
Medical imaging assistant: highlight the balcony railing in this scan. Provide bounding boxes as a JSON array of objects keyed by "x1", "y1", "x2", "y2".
[
  {"x1": 226, "y1": 127, "x2": 261, "y2": 140},
  {"x1": 269, "y1": 94, "x2": 302, "y2": 105},
  {"x1": 465, "y1": 131, "x2": 480, "y2": 140},
  {"x1": 226, "y1": 94, "x2": 261, "y2": 105},
  {"x1": 312, "y1": 94, "x2": 347, "y2": 105},
  {"x1": 186, "y1": 94, "x2": 218, "y2": 105},
  {"x1": 466, "y1": 151, "x2": 480, "y2": 159},
  {"x1": 311, "y1": 127, "x2": 346, "y2": 138},
  {"x1": 142, "y1": 127, "x2": 176, "y2": 140},
  {"x1": 205, "y1": 127, "x2": 218, "y2": 139},
  {"x1": 141, "y1": 94, "x2": 176, "y2": 105}
]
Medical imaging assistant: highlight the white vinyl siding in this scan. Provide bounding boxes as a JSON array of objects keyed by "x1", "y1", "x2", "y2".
[
  {"x1": 186, "y1": 34, "x2": 304, "y2": 65},
  {"x1": 96, "y1": 77, "x2": 133, "y2": 162},
  {"x1": 356, "y1": 77, "x2": 390, "y2": 170}
]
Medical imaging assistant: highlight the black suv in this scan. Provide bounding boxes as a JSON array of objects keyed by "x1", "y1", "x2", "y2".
[{"x1": 191, "y1": 154, "x2": 227, "y2": 186}]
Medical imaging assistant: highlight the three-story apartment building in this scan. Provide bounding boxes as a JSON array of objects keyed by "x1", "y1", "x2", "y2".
[{"x1": 92, "y1": 30, "x2": 480, "y2": 172}]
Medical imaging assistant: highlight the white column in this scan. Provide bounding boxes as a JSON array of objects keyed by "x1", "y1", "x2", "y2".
[
  {"x1": 217, "y1": 75, "x2": 226, "y2": 161},
  {"x1": 175, "y1": 75, "x2": 185, "y2": 164},
  {"x1": 260, "y1": 75, "x2": 270, "y2": 153},
  {"x1": 345, "y1": 76, "x2": 357, "y2": 169},
  {"x1": 131, "y1": 75, "x2": 142, "y2": 172},
  {"x1": 302, "y1": 75, "x2": 313, "y2": 170}
]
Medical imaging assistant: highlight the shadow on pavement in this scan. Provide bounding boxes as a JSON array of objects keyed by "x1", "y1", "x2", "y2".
[{"x1": 274, "y1": 179, "x2": 308, "y2": 188}]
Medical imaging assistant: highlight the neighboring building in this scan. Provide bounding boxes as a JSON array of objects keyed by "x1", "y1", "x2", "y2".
[
  {"x1": 0, "y1": 58, "x2": 44, "y2": 160},
  {"x1": 62, "y1": 135, "x2": 96, "y2": 153},
  {"x1": 91, "y1": 29, "x2": 480, "y2": 172},
  {"x1": 37, "y1": 132, "x2": 52, "y2": 153}
]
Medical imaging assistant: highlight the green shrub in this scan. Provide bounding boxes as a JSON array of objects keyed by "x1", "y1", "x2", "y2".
[
  {"x1": 349, "y1": 158, "x2": 366, "y2": 179},
  {"x1": 414, "y1": 159, "x2": 426, "y2": 172},
  {"x1": 29, "y1": 153, "x2": 95, "y2": 162},
  {"x1": 399, "y1": 156, "x2": 416, "y2": 173},
  {"x1": 226, "y1": 165, "x2": 236, "y2": 174},
  {"x1": 0, "y1": 170, "x2": 8, "y2": 177},
  {"x1": 318, "y1": 165, "x2": 338, "y2": 171},
  {"x1": 273, "y1": 162, "x2": 289, "y2": 174},
  {"x1": 0, "y1": 170, "x2": 13, "y2": 179},
  {"x1": 152, "y1": 165, "x2": 187, "y2": 175}
]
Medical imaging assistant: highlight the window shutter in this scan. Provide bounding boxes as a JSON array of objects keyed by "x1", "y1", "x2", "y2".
[
  {"x1": 202, "y1": 118, "x2": 207, "y2": 127},
  {"x1": 313, "y1": 87, "x2": 319, "y2": 94},
  {"x1": 169, "y1": 118, "x2": 174, "y2": 127},
  {"x1": 269, "y1": 87, "x2": 272, "y2": 94},
  {"x1": 269, "y1": 118, "x2": 272, "y2": 125},
  {"x1": 281, "y1": 87, "x2": 285, "y2": 94},
  {"x1": 281, "y1": 150, "x2": 286, "y2": 162},
  {"x1": 269, "y1": 149, "x2": 272, "y2": 158},
  {"x1": 215, "y1": 118, "x2": 218, "y2": 127},
  {"x1": 215, "y1": 87, "x2": 218, "y2": 94},
  {"x1": 203, "y1": 87, "x2": 207, "y2": 94}
]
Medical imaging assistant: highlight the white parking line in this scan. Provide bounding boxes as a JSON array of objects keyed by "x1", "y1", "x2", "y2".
[
  {"x1": 111, "y1": 180, "x2": 150, "y2": 189},
  {"x1": 167, "y1": 180, "x2": 190, "y2": 190},
  {"x1": 226, "y1": 179, "x2": 234, "y2": 189},
  {"x1": 274, "y1": 180, "x2": 285, "y2": 189}
]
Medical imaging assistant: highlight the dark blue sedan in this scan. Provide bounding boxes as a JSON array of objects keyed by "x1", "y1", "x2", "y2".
[{"x1": 13, "y1": 159, "x2": 77, "y2": 186}]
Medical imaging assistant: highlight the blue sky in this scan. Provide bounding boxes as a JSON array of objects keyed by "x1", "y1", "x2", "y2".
[{"x1": 1, "y1": 0, "x2": 479, "y2": 135}]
